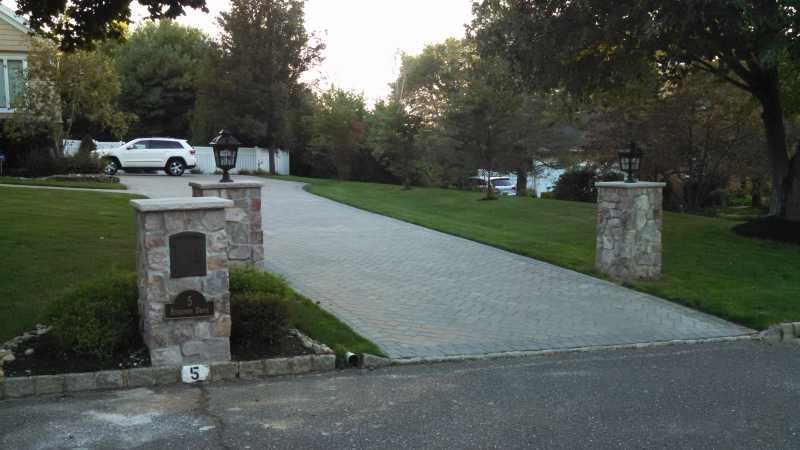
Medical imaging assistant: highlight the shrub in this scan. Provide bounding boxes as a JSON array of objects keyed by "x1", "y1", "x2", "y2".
[
  {"x1": 553, "y1": 170, "x2": 623, "y2": 202},
  {"x1": 45, "y1": 272, "x2": 139, "y2": 359},
  {"x1": 553, "y1": 170, "x2": 597, "y2": 202},
  {"x1": 230, "y1": 266, "x2": 292, "y2": 298},
  {"x1": 230, "y1": 293, "x2": 290, "y2": 350}
]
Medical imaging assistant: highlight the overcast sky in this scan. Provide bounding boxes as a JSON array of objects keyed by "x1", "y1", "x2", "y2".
[
  {"x1": 141, "y1": 0, "x2": 474, "y2": 104},
  {"x1": 3, "y1": 0, "x2": 473, "y2": 104}
]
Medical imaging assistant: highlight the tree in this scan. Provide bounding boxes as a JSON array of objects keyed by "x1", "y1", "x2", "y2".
[
  {"x1": 473, "y1": 0, "x2": 800, "y2": 221},
  {"x1": 309, "y1": 88, "x2": 367, "y2": 180},
  {"x1": 443, "y1": 55, "x2": 522, "y2": 199},
  {"x1": 14, "y1": 0, "x2": 207, "y2": 51},
  {"x1": 394, "y1": 38, "x2": 476, "y2": 124},
  {"x1": 192, "y1": 0, "x2": 323, "y2": 174},
  {"x1": 4, "y1": 41, "x2": 133, "y2": 159},
  {"x1": 585, "y1": 72, "x2": 766, "y2": 211},
  {"x1": 368, "y1": 100, "x2": 423, "y2": 189},
  {"x1": 114, "y1": 20, "x2": 209, "y2": 138}
]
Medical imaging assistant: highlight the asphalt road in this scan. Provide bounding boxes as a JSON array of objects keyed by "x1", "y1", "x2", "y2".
[{"x1": 2, "y1": 340, "x2": 798, "y2": 449}]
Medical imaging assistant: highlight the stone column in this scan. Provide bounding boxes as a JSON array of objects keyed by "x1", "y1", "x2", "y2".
[
  {"x1": 190, "y1": 182, "x2": 264, "y2": 266},
  {"x1": 595, "y1": 182, "x2": 666, "y2": 280},
  {"x1": 131, "y1": 197, "x2": 234, "y2": 367}
]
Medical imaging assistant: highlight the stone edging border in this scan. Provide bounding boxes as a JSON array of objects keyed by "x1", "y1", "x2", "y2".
[
  {"x1": 389, "y1": 333, "x2": 762, "y2": 365},
  {"x1": 0, "y1": 329, "x2": 336, "y2": 401}
]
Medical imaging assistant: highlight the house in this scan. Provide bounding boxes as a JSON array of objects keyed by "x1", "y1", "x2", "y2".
[{"x1": 0, "y1": 3, "x2": 31, "y2": 119}]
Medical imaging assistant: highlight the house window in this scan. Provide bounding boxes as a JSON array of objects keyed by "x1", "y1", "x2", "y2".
[{"x1": 0, "y1": 56, "x2": 26, "y2": 111}]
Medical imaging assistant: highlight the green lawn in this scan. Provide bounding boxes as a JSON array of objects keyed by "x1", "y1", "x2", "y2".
[
  {"x1": 0, "y1": 187, "x2": 138, "y2": 341},
  {"x1": 302, "y1": 178, "x2": 800, "y2": 330},
  {"x1": 0, "y1": 186, "x2": 381, "y2": 358},
  {"x1": 0, "y1": 176, "x2": 126, "y2": 190}
]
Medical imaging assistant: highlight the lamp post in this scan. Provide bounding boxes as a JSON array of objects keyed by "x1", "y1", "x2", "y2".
[
  {"x1": 210, "y1": 130, "x2": 241, "y2": 183},
  {"x1": 618, "y1": 141, "x2": 643, "y2": 183}
]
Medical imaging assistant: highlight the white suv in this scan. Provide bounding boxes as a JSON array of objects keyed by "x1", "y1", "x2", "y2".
[{"x1": 96, "y1": 138, "x2": 197, "y2": 176}]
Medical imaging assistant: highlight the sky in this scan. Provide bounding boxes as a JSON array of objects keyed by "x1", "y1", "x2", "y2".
[
  {"x1": 3, "y1": 0, "x2": 474, "y2": 103},
  {"x1": 137, "y1": 0, "x2": 474, "y2": 104}
]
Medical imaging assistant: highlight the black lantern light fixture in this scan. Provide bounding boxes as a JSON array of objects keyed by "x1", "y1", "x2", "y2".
[
  {"x1": 618, "y1": 141, "x2": 643, "y2": 183},
  {"x1": 210, "y1": 129, "x2": 241, "y2": 183}
]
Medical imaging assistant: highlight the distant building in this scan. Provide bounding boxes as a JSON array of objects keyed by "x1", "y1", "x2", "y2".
[{"x1": 0, "y1": 3, "x2": 32, "y2": 119}]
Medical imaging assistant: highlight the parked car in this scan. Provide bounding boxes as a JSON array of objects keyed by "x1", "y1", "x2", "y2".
[
  {"x1": 468, "y1": 176, "x2": 517, "y2": 196},
  {"x1": 94, "y1": 138, "x2": 197, "y2": 176}
]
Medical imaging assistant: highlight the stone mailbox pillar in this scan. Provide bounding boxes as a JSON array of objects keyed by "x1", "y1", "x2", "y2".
[
  {"x1": 131, "y1": 197, "x2": 234, "y2": 367},
  {"x1": 595, "y1": 182, "x2": 666, "y2": 280},
  {"x1": 190, "y1": 182, "x2": 264, "y2": 266}
]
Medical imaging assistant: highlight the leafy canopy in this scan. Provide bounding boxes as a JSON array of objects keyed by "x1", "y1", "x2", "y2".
[
  {"x1": 15, "y1": 0, "x2": 208, "y2": 51},
  {"x1": 113, "y1": 20, "x2": 209, "y2": 138}
]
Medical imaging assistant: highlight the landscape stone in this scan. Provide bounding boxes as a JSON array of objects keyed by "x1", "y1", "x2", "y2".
[
  {"x1": 150, "y1": 346, "x2": 183, "y2": 367},
  {"x1": 210, "y1": 362, "x2": 238, "y2": 381},
  {"x1": 4, "y1": 377, "x2": 33, "y2": 398},
  {"x1": 127, "y1": 368, "x2": 156, "y2": 387},
  {"x1": 264, "y1": 358, "x2": 292, "y2": 377},
  {"x1": 95, "y1": 371, "x2": 125, "y2": 389},
  {"x1": 33, "y1": 375, "x2": 65, "y2": 395},
  {"x1": 152, "y1": 366, "x2": 180, "y2": 385},
  {"x1": 310, "y1": 354, "x2": 336, "y2": 372},
  {"x1": 238, "y1": 360, "x2": 265, "y2": 379},
  {"x1": 64, "y1": 372, "x2": 98, "y2": 392},
  {"x1": 596, "y1": 182, "x2": 665, "y2": 280},
  {"x1": 191, "y1": 181, "x2": 264, "y2": 266},
  {"x1": 290, "y1": 355, "x2": 313, "y2": 374},
  {"x1": 134, "y1": 198, "x2": 232, "y2": 367}
]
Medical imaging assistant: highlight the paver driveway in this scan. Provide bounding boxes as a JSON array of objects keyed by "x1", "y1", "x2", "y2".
[{"x1": 122, "y1": 174, "x2": 752, "y2": 359}]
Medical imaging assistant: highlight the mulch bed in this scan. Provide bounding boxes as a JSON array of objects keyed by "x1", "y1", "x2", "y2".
[
  {"x1": 4, "y1": 333, "x2": 150, "y2": 377},
  {"x1": 5, "y1": 332, "x2": 313, "y2": 377},
  {"x1": 732, "y1": 216, "x2": 800, "y2": 245}
]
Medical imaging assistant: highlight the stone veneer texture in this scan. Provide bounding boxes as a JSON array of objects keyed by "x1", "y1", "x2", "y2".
[
  {"x1": 132, "y1": 198, "x2": 233, "y2": 367},
  {"x1": 191, "y1": 182, "x2": 264, "y2": 266},
  {"x1": 596, "y1": 182, "x2": 665, "y2": 280}
]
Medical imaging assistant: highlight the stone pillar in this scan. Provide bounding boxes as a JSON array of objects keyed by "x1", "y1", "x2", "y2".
[
  {"x1": 595, "y1": 182, "x2": 666, "y2": 280},
  {"x1": 190, "y1": 182, "x2": 264, "y2": 266},
  {"x1": 131, "y1": 197, "x2": 234, "y2": 367}
]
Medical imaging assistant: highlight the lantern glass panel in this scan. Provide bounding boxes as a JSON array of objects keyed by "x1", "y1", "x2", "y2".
[
  {"x1": 619, "y1": 156, "x2": 629, "y2": 172},
  {"x1": 631, "y1": 158, "x2": 640, "y2": 171}
]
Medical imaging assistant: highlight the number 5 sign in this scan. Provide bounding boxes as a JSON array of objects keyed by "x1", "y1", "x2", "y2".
[{"x1": 181, "y1": 364, "x2": 210, "y2": 383}]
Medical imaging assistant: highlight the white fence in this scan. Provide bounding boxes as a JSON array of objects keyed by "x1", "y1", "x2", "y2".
[
  {"x1": 63, "y1": 140, "x2": 124, "y2": 156},
  {"x1": 193, "y1": 146, "x2": 290, "y2": 175},
  {"x1": 63, "y1": 140, "x2": 291, "y2": 175}
]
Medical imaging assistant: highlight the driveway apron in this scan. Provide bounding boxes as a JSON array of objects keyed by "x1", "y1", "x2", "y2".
[{"x1": 122, "y1": 175, "x2": 752, "y2": 359}]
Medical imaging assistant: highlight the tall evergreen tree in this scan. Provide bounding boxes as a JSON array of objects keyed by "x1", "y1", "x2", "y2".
[
  {"x1": 114, "y1": 20, "x2": 209, "y2": 138},
  {"x1": 193, "y1": 0, "x2": 323, "y2": 174}
]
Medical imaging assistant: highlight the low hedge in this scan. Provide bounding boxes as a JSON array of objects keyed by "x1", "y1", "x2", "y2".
[
  {"x1": 42, "y1": 267, "x2": 383, "y2": 360},
  {"x1": 45, "y1": 272, "x2": 139, "y2": 359}
]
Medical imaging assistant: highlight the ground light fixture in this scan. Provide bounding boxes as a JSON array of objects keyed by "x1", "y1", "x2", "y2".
[
  {"x1": 210, "y1": 129, "x2": 241, "y2": 183},
  {"x1": 618, "y1": 141, "x2": 643, "y2": 183}
]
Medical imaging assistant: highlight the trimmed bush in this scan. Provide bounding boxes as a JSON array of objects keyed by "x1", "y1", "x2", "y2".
[
  {"x1": 230, "y1": 266, "x2": 292, "y2": 298},
  {"x1": 553, "y1": 170, "x2": 623, "y2": 202},
  {"x1": 230, "y1": 293, "x2": 290, "y2": 351},
  {"x1": 44, "y1": 272, "x2": 139, "y2": 359}
]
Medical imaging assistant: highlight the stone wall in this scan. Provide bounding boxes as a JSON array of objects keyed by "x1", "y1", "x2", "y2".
[
  {"x1": 132, "y1": 198, "x2": 234, "y2": 367},
  {"x1": 191, "y1": 182, "x2": 264, "y2": 266},
  {"x1": 596, "y1": 182, "x2": 665, "y2": 280}
]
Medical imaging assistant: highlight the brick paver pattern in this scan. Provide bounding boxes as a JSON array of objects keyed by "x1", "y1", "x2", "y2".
[{"x1": 123, "y1": 175, "x2": 752, "y2": 359}]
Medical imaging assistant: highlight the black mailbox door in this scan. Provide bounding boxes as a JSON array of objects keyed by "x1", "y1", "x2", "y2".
[{"x1": 169, "y1": 232, "x2": 207, "y2": 278}]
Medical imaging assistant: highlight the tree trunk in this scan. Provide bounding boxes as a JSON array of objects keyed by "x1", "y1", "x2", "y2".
[
  {"x1": 755, "y1": 73, "x2": 799, "y2": 221},
  {"x1": 751, "y1": 177, "x2": 763, "y2": 208},
  {"x1": 268, "y1": 147, "x2": 277, "y2": 175},
  {"x1": 515, "y1": 166, "x2": 527, "y2": 197}
]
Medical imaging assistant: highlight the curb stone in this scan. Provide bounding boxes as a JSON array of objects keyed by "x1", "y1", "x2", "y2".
[
  {"x1": 759, "y1": 322, "x2": 800, "y2": 343},
  {"x1": 389, "y1": 334, "x2": 761, "y2": 366},
  {"x1": 0, "y1": 330, "x2": 336, "y2": 400}
]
